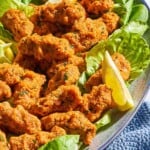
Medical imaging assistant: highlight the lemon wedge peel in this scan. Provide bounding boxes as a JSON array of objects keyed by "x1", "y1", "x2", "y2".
[{"x1": 102, "y1": 51, "x2": 134, "y2": 111}]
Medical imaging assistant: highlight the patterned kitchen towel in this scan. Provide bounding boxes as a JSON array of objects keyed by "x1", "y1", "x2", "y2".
[{"x1": 105, "y1": 101, "x2": 150, "y2": 150}]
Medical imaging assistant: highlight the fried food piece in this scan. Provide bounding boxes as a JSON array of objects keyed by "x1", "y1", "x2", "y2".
[
  {"x1": 13, "y1": 70, "x2": 46, "y2": 109},
  {"x1": 80, "y1": 0, "x2": 114, "y2": 15},
  {"x1": 85, "y1": 69, "x2": 103, "y2": 92},
  {"x1": 101, "y1": 12, "x2": 120, "y2": 33},
  {"x1": 1, "y1": 9, "x2": 34, "y2": 41},
  {"x1": 82, "y1": 84, "x2": 113, "y2": 122},
  {"x1": 53, "y1": 1, "x2": 86, "y2": 26},
  {"x1": 14, "y1": 53, "x2": 38, "y2": 70},
  {"x1": 68, "y1": 54, "x2": 86, "y2": 72},
  {"x1": 41, "y1": 111, "x2": 96, "y2": 145},
  {"x1": 0, "y1": 130, "x2": 9, "y2": 150},
  {"x1": 47, "y1": 54, "x2": 85, "y2": 78},
  {"x1": 0, "y1": 102, "x2": 41, "y2": 134},
  {"x1": 0, "y1": 80, "x2": 12, "y2": 101},
  {"x1": 18, "y1": 34, "x2": 74, "y2": 63},
  {"x1": 9, "y1": 126, "x2": 66, "y2": 150},
  {"x1": 30, "y1": 85, "x2": 83, "y2": 117},
  {"x1": 46, "y1": 64, "x2": 80, "y2": 93},
  {"x1": 33, "y1": 21, "x2": 59, "y2": 35},
  {"x1": 112, "y1": 53, "x2": 131, "y2": 81},
  {"x1": 30, "y1": 1, "x2": 86, "y2": 27},
  {"x1": 62, "y1": 18, "x2": 108, "y2": 52},
  {"x1": 0, "y1": 63, "x2": 25, "y2": 85},
  {"x1": 15, "y1": 52, "x2": 52, "y2": 74}
]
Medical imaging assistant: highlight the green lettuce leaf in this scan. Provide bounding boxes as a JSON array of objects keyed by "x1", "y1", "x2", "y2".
[
  {"x1": 114, "y1": 0, "x2": 149, "y2": 25},
  {"x1": 21, "y1": 0, "x2": 32, "y2": 4},
  {"x1": 31, "y1": 0, "x2": 47, "y2": 5},
  {"x1": 0, "y1": 0, "x2": 34, "y2": 18},
  {"x1": 108, "y1": 30, "x2": 150, "y2": 82},
  {"x1": 0, "y1": 24, "x2": 14, "y2": 42},
  {"x1": 77, "y1": 29, "x2": 150, "y2": 89},
  {"x1": 114, "y1": 0, "x2": 134, "y2": 25},
  {"x1": 38, "y1": 135, "x2": 80, "y2": 150},
  {"x1": 95, "y1": 110, "x2": 112, "y2": 131},
  {"x1": 129, "y1": 4, "x2": 149, "y2": 23},
  {"x1": 122, "y1": 21, "x2": 148, "y2": 35},
  {"x1": 0, "y1": 42, "x2": 15, "y2": 63},
  {"x1": 0, "y1": 24, "x2": 17, "y2": 55}
]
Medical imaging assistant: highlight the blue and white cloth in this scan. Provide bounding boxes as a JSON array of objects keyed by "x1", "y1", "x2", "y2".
[{"x1": 105, "y1": 91, "x2": 150, "y2": 150}]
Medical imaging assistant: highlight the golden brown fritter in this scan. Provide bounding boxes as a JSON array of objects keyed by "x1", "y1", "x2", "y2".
[
  {"x1": 18, "y1": 34, "x2": 74, "y2": 63},
  {"x1": 82, "y1": 84, "x2": 113, "y2": 122},
  {"x1": 0, "y1": 102, "x2": 41, "y2": 134},
  {"x1": 46, "y1": 64, "x2": 80, "y2": 93},
  {"x1": 85, "y1": 69, "x2": 103, "y2": 92},
  {"x1": 0, "y1": 130, "x2": 9, "y2": 150},
  {"x1": 67, "y1": 54, "x2": 86, "y2": 73},
  {"x1": 1, "y1": 9, "x2": 34, "y2": 41},
  {"x1": 46, "y1": 54, "x2": 85, "y2": 78},
  {"x1": 0, "y1": 63, "x2": 25, "y2": 85},
  {"x1": 62, "y1": 17, "x2": 108, "y2": 52},
  {"x1": 80, "y1": 0, "x2": 114, "y2": 15},
  {"x1": 0, "y1": 80, "x2": 12, "y2": 101},
  {"x1": 0, "y1": 63, "x2": 46, "y2": 109},
  {"x1": 52, "y1": 1, "x2": 86, "y2": 26},
  {"x1": 13, "y1": 70, "x2": 46, "y2": 109},
  {"x1": 33, "y1": 21, "x2": 59, "y2": 35},
  {"x1": 41, "y1": 111, "x2": 96, "y2": 145},
  {"x1": 30, "y1": 85, "x2": 83, "y2": 117},
  {"x1": 112, "y1": 53, "x2": 131, "y2": 81},
  {"x1": 9, "y1": 126, "x2": 66, "y2": 150},
  {"x1": 14, "y1": 53, "x2": 38, "y2": 71},
  {"x1": 30, "y1": 1, "x2": 86, "y2": 30},
  {"x1": 101, "y1": 12, "x2": 120, "y2": 34}
]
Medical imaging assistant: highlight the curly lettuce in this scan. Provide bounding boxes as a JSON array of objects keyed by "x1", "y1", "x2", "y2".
[
  {"x1": 38, "y1": 135, "x2": 80, "y2": 150},
  {"x1": 0, "y1": 0, "x2": 34, "y2": 18},
  {"x1": 77, "y1": 28, "x2": 150, "y2": 91}
]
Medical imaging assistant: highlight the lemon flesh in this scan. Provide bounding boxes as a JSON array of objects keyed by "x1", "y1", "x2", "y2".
[{"x1": 102, "y1": 51, "x2": 134, "y2": 111}]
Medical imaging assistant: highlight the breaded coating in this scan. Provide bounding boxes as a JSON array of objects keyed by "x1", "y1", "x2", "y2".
[
  {"x1": 15, "y1": 52, "x2": 52, "y2": 73},
  {"x1": 85, "y1": 69, "x2": 103, "y2": 92},
  {"x1": 1, "y1": 9, "x2": 34, "y2": 41},
  {"x1": 0, "y1": 130, "x2": 9, "y2": 150},
  {"x1": 41, "y1": 111, "x2": 96, "y2": 145},
  {"x1": 68, "y1": 55, "x2": 86, "y2": 73},
  {"x1": 0, "y1": 80, "x2": 12, "y2": 101},
  {"x1": 13, "y1": 70, "x2": 46, "y2": 109},
  {"x1": 30, "y1": 85, "x2": 83, "y2": 117},
  {"x1": 46, "y1": 64, "x2": 80, "y2": 93},
  {"x1": 112, "y1": 53, "x2": 131, "y2": 81},
  {"x1": 101, "y1": 12, "x2": 120, "y2": 33},
  {"x1": 47, "y1": 55, "x2": 85, "y2": 78},
  {"x1": 0, "y1": 63, "x2": 25, "y2": 85},
  {"x1": 82, "y1": 84, "x2": 113, "y2": 122},
  {"x1": 0, "y1": 102, "x2": 41, "y2": 134},
  {"x1": 33, "y1": 21, "x2": 58, "y2": 35},
  {"x1": 18, "y1": 34, "x2": 74, "y2": 63},
  {"x1": 14, "y1": 53, "x2": 38, "y2": 70},
  {"x1": 9, "y1": 126, "x2": 66, "y2": 150},
  {"x1": 62, "y1": 18, "x2": 108, "y2": 52},
  {"x1": 0, "y1": 63, "x2": 46, "y2": 109},
  {"x1": 53, "y1": 1, "x2": 86, "y2": 26},
  {"x1": 80, "y1": 0, "x2": 114, "y2": 15},
  {"x1": 30, "y1": 1, "x2": 86, "y2": 30}
]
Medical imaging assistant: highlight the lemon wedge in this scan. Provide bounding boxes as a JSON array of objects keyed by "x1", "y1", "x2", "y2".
[{"x1": 102, "y1": 51, "x2": 134, "y2": 111}]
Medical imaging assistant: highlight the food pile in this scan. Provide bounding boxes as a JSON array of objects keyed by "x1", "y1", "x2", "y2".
[{"x1": 0, "y1": 0, "x2": 150, "y2": 149}]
